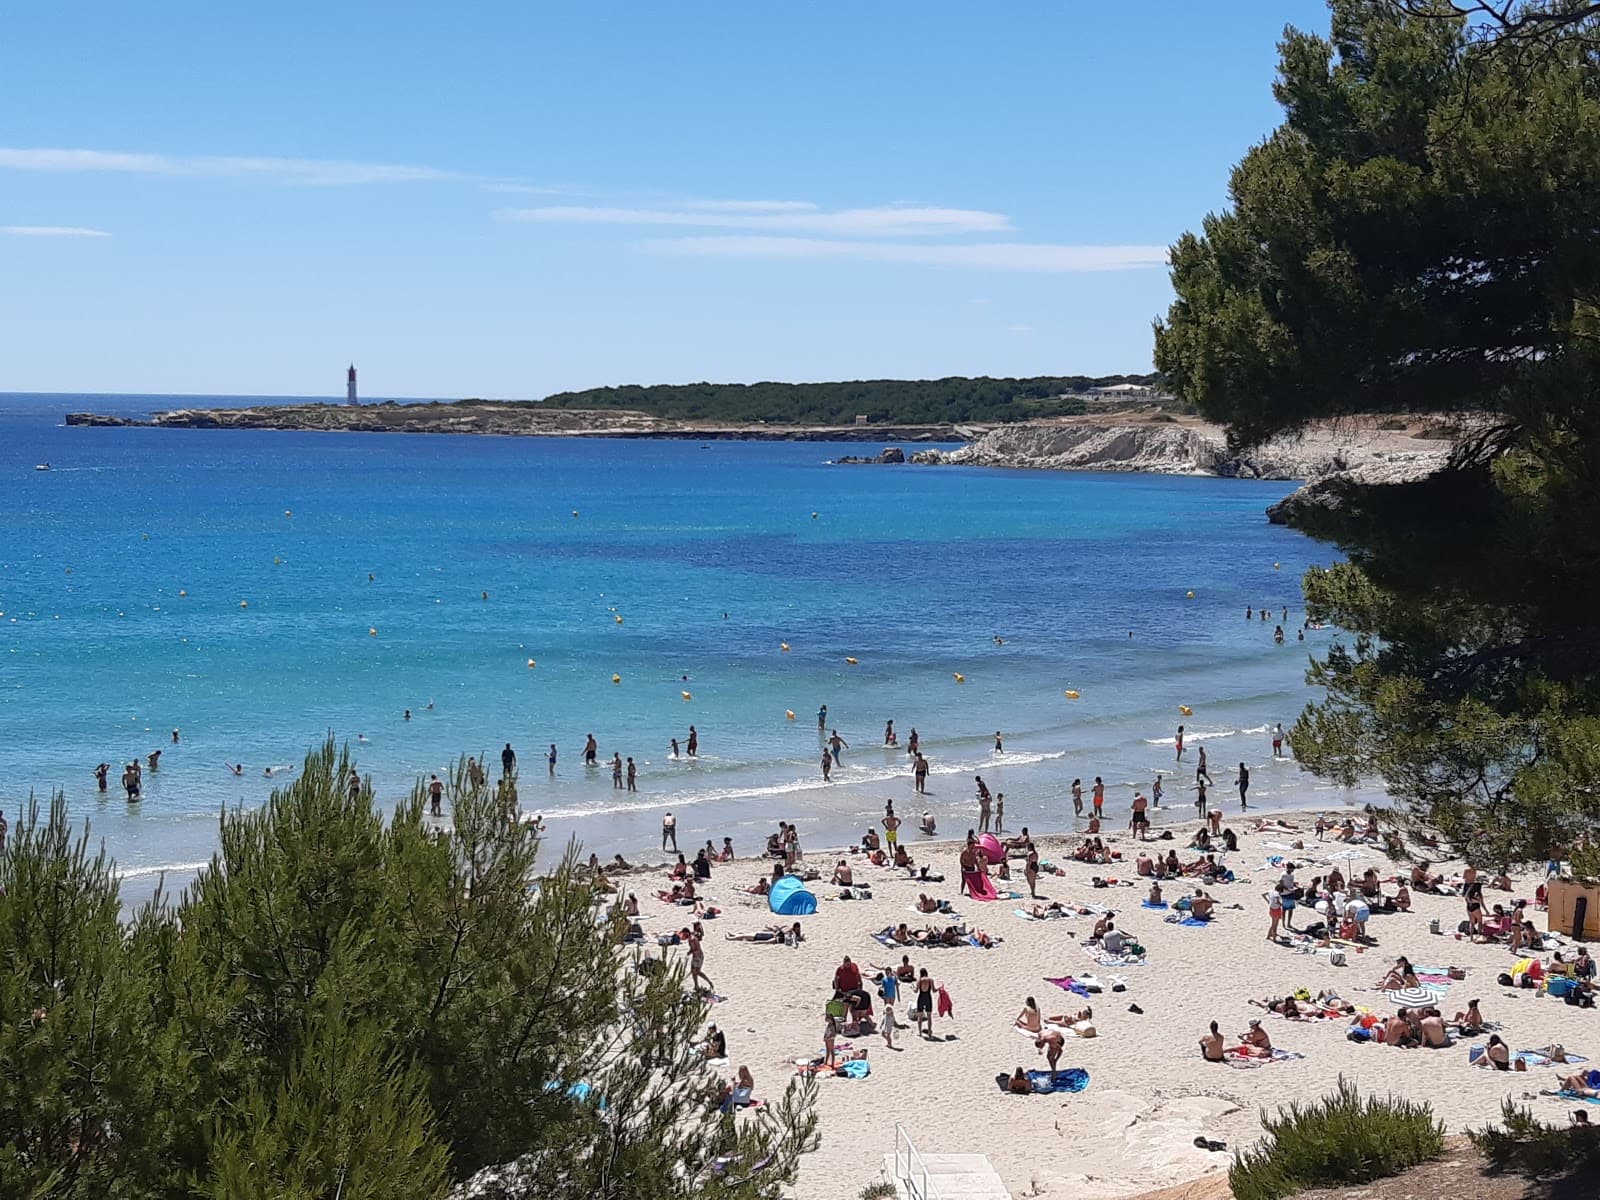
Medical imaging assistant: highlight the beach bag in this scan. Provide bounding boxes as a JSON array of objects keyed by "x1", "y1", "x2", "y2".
[
  {"x1": 825, "y1": 999, "x2": 846, "y2": 1019},
  {"x1": 1329, "y1": 949, "x2": 1347, "y2": 966},
  {"x1": 1498, "y1": 972, "x2": 1515, "y2": 987},
  {"x1": 1448, "y1": 966, "x2": 1466, "y2": 980}
]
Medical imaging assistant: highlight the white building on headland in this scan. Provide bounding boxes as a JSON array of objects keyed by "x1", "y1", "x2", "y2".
[{"x1": 347, "y1": 364, "x2": 358, "y2": 405}]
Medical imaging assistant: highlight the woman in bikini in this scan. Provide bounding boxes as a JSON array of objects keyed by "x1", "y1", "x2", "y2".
[{"x1": 1015, "y1": 996, "x2": 1042, "y2": 1034}]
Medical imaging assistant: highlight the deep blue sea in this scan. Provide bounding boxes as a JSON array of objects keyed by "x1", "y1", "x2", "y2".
[{"x1": 1, "y1": 393, "x2": 1371, "y2": 899}]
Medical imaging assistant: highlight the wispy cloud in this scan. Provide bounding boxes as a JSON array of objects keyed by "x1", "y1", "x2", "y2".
[
  {"x1": 685, "y1": 199, "x2": 818, "y2": 213},
  {"x1": 643, "y1": 236, "x2": 1168, "y2": 273},
  {"x1": 2, "y1": 224, "x2": 110, "y2": 238},
  {"x1": 0, "y1": 147, "x2": 462, "y2": 186},
  {"x1": 497, "y1": 204, "x2": 1012, "y2": 237},
  {"x1": 1008, "y1": 324, "x2": 1035, "y2": 334}
]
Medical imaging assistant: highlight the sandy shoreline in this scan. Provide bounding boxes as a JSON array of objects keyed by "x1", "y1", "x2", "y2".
[{"x1": 627, "y1": 806, "x2": 1592, "y2": 1199}]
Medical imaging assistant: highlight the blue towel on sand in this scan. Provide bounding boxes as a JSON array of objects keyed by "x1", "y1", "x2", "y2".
[
  {"x1": 1027, "y1": 1068, "x2": 1089, "y2": 1094},
  {"x1": 1142, "y1": 900, "x2": 1169, "y2": 909}
]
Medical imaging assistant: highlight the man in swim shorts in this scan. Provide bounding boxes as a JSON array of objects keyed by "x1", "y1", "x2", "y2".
[{"x1": 883, "y1": 806, "x2": 901, "y2": 849}]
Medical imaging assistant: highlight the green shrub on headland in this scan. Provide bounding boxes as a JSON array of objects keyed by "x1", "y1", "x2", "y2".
[{"x1": 1229, "y1": 1077, "x2": 1445, "y2": 1200}]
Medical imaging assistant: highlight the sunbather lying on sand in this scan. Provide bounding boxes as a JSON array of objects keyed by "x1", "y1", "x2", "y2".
[
  {"x1": 1558, "y1": 1073, "x2": 1599, "y2": 1097},
  {"x1": 726, "y1": 922, "x2": 803, "y2": 944}
]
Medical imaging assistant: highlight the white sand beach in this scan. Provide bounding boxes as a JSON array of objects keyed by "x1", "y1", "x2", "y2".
[{"x1": 629, "y1": 809, "x2": 1596, "y2": 1199}]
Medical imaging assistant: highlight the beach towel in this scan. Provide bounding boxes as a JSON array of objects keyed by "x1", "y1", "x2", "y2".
[
  {"x1": 871, "y1": 931, "x2": 898, "y2": 948},
  {"x1": 937, "y1": 986, "x2": 953, "y2": 1017},
  {"x1": 836, "y1": 1059, "x2": 869, "y2": 1079},
  {"x1": 1013, "y1": 907, "x2": 1069, "y2": 921},
  {"x1": 1141, "y1": 900, "x2": 1169, "y2": 909},
  {"x1": 1027, "y1": 1068, "x2": 1089, "y2": 1094},
  {"x1": 1225, "y1": 1047, "x2": 1304, "y2": 1067},
  {"x1": 1164, "y1": 914, "x2": 1212, "y2": 928},
  {"x1": 965, "y1": 871, "x2": 1001, "y2": 902},
  {"x1": 1514, "y1": 1050, "x2": 1591, "y2": 1069},
  {"x1": 1082, "y1": 942, "x2": 1145, "y2": 967},
  {"x1": 1552, "y1": 1089, "x2": 1600, "y2": 1105},
  {"x1": 1046, "y1": 975, "x2": 1092, "y2": 999}
]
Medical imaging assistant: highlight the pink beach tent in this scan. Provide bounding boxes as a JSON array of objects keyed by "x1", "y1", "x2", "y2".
[{"x1": 977, "y1": 833, "x2": 1005, "y2": 864}]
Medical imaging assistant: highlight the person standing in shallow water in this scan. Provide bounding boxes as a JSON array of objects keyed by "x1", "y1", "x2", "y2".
[
  {"x1": 820, "y1": 749, "x2": 832, "y2": 781},
  {"x1": 817, "y1": 704, "x2": 828, "y2": 731},
  {"x1": 662, "y1": 811, "x2": 677, "y2": 852},
  {"x1": 428, "y1": 774, "x2": 444, "y2": 816},
  {"x1": 686, "y1": 726, "x2": 698, "y2": 757},
  {"x1": 547, "y1": 743, "x2": 557, "y2": 775},
  {"x1": 611, "y1": 753, "x2": 623, "y2": 789},
  {"x1": 913, "y1": 752, "x2": 929, "y2": 794},
  {"x1": 583, "y1": 734, "x2": 598, "y2": 766},
  {"x1": 1175, "y1": 724, "x2": 1185, "y2": 761},
  {"x1": 626, "y1": 757, "x2": 637, "y2": 792},
  {"x1": 502, "y1": 743, "x2": 516, "y2": 777},
  {"x1": 94, "y1": 762, "x2": 109, "y2": 792},
  {"x1": 1071, "y1": 778, "x2": 1083, "y2": 817},
  {"x1": 1237, "y1": 762, "x2": 1250, "y2": 810}
]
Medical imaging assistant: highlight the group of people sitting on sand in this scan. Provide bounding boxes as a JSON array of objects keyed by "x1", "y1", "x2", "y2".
[{"x1": 1135, "y1": 848, "x2": 1232, "y2": 884}]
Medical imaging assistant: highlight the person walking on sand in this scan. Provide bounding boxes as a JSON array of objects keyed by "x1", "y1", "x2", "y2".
[
  {"x1": 914, "y1": 968, "x2": 937, "y2": 1039},
  {"x1": 662, "y1": 811, "x2": 678, "y2": 853},
  {"x1": 1071, "y1": 778, "x2": 1083, "y2": 817},
  {"x1": 686, "y1": 725, "x2": 698, "y2": 758},
  {"x1": 1237, "y1": 762, "x2": 1250, "y2": 810},
  {"x1": 1131, "y1": 791, "x2": 1149, "y2": 840},
  {"x1": 502, "y1": 743, "x2": 516, "y2": 776},
  {"x1": 686, "y1": 925, "x2": 713, "y2": 993},
  {"x1": 994, "y1": 792, "x2": 1004, "y2": 833},
  {"x1": 1175, "y1": 724, "x2": 1186, "y2": 761},
  {"x1": 611, "y1": 753, "x2": 624, "y2": 789},
  {"x1": 820, "y1": 749, "x2": 833, "y2": 781},
  {"x1": 913, "y1": 752, "x2": 929, "y2": 794},
  {"x1": 626, "y1": 757, "x2": 637, "y2": 792},
  {"x1": 828, "y1": 729, "x2": 848, "y2": 764}
]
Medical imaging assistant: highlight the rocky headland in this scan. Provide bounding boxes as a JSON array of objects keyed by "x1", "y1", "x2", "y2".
[{"x1": 64, "y1": 402, "x2": 964, "y2": 443}]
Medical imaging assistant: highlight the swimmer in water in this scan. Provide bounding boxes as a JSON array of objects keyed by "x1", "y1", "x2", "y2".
[
  {"x1": 404, "y1": 709, "x2": 412, "y2": 721},
  {"x1": 227, "y1": 763, "x2": 244, "y2": 776},
  {"x1": 426, "y1": 699, "x2": 435, "y2": 710},
  {"x1": 357, "y1": 733, "x2": 368, "y2": 743}
]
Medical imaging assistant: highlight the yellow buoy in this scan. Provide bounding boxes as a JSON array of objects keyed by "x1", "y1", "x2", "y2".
[
  {"x1": 612, "y1": 673, "x2": 621, "y2": 684},
  {"x1": 1186, "y1": 591, "x2": 1195, "y2": 599},
  {"x1": 527, "y1": 659, "x2": 537, "y2": 668},
  {"x1": 953, "y1": 672, "x2": 965, "y2": 683},
  {"x1": 780, "y1": 642, "x2": 790, "y2": 652},
  {"x1": 1179, "y1": 705, "x2": 1193, "y2": 716},
  {"x1": 368, "y1": 627, "x2": 377, "y2": 637},
  {"x1": 1064, "y1": 689, "x2": 1080, "y2": 699},
  {"x1": 785, "y1": 710, "x2": 795, "y2": 720},
  {"x1": 273, "y1": 556, "x2": 282, "y2": 565},
  {"x1": 845, "y1": 656, "x2": 858, "y2": 665},
  {"x1": 614, "y1": 615, "x2": 624, "y2": 624},
  {"x1": 681, "y1": 690, "x2": 692, "y2": 701}
]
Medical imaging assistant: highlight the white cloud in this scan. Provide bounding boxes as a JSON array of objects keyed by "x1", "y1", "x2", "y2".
[
  {"x1": 1008, "y1": 324, "x2": 1035, "y2": 335},
  {"x1": 685, "y1": 199, "x2": 818, "y2": 213},
  {"x1": 2, "y1": 224, "x2": 110, "y2": 238},
  {"x1": 642, "y1": 235, "x2": 1168, "y2": 273},
  {"x1": 496, "y1": 204, "x2": 1012, "y2": 237},
  {"x1": 0, "y1": 147, "x2": 461, "y2": 185}
]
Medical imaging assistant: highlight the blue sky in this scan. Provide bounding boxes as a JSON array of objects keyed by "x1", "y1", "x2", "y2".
[{"x1": 0, "y1": 1, "x2": 1329, "y2": 398}]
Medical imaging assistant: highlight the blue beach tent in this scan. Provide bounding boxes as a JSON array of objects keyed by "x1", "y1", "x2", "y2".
[{"x1": 768, "y1": 875, "x2": 817, "y2": 916}]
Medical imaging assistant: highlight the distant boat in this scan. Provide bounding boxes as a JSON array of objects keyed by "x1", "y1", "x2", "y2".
[{"x1": 35, "y1": 463, "x2": 50, "y2": 471}]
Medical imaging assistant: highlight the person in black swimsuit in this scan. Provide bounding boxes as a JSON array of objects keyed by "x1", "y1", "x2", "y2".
[{"x1": 914, "y1": 968, "x2": 936, "y2": 1038}]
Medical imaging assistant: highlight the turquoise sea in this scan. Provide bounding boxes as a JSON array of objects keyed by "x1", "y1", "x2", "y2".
[{"x1": 2, "y1": 393, "x2": 1372, "y2": 899}]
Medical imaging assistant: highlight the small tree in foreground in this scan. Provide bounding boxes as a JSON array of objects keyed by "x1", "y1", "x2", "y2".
[
  {"x1": 1470, "y1": 1099, "x2": 1600, "y2": 1181},
  {"x1": 0, "y1": 740, "x2": 818, "y2": 1199},
  {"x1": 1229, "y1": 1077, "x2": 1444, "y2": 1200}
]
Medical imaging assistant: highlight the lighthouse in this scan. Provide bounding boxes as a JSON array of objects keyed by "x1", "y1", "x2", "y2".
[{"x1": 347, "y1": 364, "x2": 358, "y2": 406}]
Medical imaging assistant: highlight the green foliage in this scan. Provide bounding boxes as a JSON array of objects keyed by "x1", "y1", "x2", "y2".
[
  {"x1": 0, "y1": 740, "x2": 818, "y2": 1200},
  {"x1": 527, "y1": 376, "x2": 1156, "y2": 425},
  {"x1": 1154, "y1": 0, "x2": 1600, "y2": 876},
  {"x1": 857, "y1": 1184, "x2": 900, "y2": 1200},
  {"x1": 1229, "y1": 1077, "x2": 1445, "y2": 1200},
  {"x1": 1469, "y1": 1099, "x2": 1600, "y2": 1180}
]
